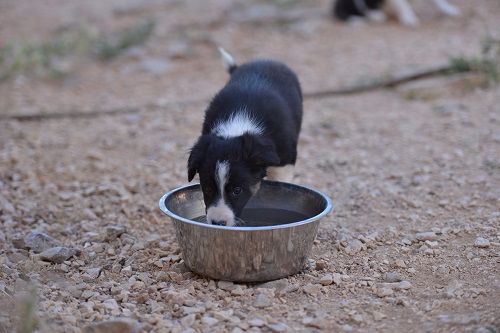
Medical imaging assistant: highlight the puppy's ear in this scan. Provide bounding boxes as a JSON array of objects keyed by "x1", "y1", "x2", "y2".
[
  {"x1": 188, "y1": 135, "x2": 211, "y2": 182},
  {"x1": 243, "y1": 134, "x2": 280, "y2": 167}
]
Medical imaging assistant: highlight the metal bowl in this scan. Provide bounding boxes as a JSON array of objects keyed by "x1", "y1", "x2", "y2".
[{"x1": 158, "y1": 180, "x2": 333, "y2": 282}]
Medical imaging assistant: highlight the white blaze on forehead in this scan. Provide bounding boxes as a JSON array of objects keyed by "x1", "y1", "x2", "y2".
[
  {"x1": 206, "y1": 160, "x2": 235, "y2": 226},
  {"x1": 212, "y1": 110, "x2": 263, "y2": 139}
]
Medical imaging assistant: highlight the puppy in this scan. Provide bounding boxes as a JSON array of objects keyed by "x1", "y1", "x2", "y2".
[
  {"x1": 333, "y1": 0, "x2": 461, "y2": 26},
  {"x1": 187, "y1": 48, "x2": 303, "y2": 226}
]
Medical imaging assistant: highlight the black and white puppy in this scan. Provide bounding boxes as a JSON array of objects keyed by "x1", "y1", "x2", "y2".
[
  {"x1": 333, "y1": 0, "x2": 460, "y2": 26},
  {"x1": 187, "y1": 48, "x2": 303, "y2": 227}
]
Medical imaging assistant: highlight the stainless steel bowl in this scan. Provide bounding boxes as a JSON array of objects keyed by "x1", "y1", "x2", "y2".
[{"x1": 158, "y1": 180, "x2": 333, "y2": 282}]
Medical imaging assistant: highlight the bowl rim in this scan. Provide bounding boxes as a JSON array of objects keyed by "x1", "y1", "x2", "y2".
[{"x1": 158, "y1": 180, "x2": 333, "y2": 231}]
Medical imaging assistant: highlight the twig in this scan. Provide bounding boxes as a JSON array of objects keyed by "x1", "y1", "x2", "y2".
[{"x1": 0, "y1": 64, "x2": 456, "y2": 122}]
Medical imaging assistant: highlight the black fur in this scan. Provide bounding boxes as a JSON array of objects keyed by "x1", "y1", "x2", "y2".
[
  {"x1": 188, "y1": 58, "x2": 303, "y2": 225},
  {"x1": 333, "y1": 0, "x2": 384, "y2": 20}
]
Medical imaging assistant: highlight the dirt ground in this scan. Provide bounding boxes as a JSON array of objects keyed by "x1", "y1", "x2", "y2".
[{"x1": 0, "y1": 0, "x2": 499, "y2": 332}]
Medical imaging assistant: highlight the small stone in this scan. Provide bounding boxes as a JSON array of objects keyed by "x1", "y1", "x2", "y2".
[
  {"x1": 384, "y1": 272, "x2": 402, "y2": 283},
  {"x1": 181, "y1": 314, "x2": 196, "y2": 327},
  {"x1": 81, "y1": 319, "x2": 139, "y2": 333},
  {"x1": 376, "y1": 287, "x2": 394, "y2": 298},
  {"x1": 396, "y1": 281, "x2": 412, "y2": 290},
  {"x1": 105, "y1": 225, "x2": 127, "y2": 241},
  {"x1": 231, "y1": 287, "x2": 245, "y2": 296},
  {"x1": 217, "y1": 281, "x2": 235, "y2": 291},
  {"x1": 416, "y1": 232, "x2": 437, "y2": 241},
  {"x1": 474, "y1": 237, "x2": 490, "y2": 248},
  {"x1": 372, "y1": 311, "x2": 386, "y2": 321},
  {"x1": 267, "y1": 322, "x2": 289, "y2": 332},
  {"x1": 122, "y1": 266, "x2": 133, "y2": 276},
  {"x1": 85, "y1": 267, "x2": 102, "y2": 280},
  {"x1": 315, "y1": 259, "x2": 327, "y2": 270},
  {"x1": 401, "y1": 238, "x2": 412, "y2": 245},
  {"x1": 319, "y1": 274, "x2": 333, "y2": 286},
  {"x1": 302, "y1": 317, "x2": 323, "y2": 329},
  {"x1": 345, "y1": 239, "x2": 363, "y2": 255},
  {"x1": 303, "y1": 283, "x2": 321, "y2": 296},
  {"x1": 394, "y1": 259, "x2": 406, "y2": 268},
  {"x1": 231, "y1": 328, "x2": 245, "y2": 333},
  {"x1": 40, "y1": 246, "x2": 78, "y2": 264},
  {"x1": 24, "y1": 231, "x2": 60, "y2": 253},
  {"x1": 351, "y1": 314, "x2": 363, "y2": 323},
  {"x1": 102, "y1": 299, "x2": 119, "y2": 311},
  {"x1": 332, "y1": 273, "x2": 342, "y2": 285},
  {"x1": 201, "y1": 316, "x2": 218, "y2": 327},
  {"x1": 253, "y1": 293, "x2": 272, "y2": 308},
  {"x1": 248, "y1": 317, "x2": 266, "y2": 327}
]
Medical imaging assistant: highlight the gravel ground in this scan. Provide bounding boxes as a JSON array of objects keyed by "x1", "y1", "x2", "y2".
[{"x1": 1, "y1": 0, "x2": 499, "y2": 332}]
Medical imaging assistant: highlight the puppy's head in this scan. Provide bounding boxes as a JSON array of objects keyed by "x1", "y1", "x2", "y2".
[{"x1": 188, "y1": 133, "x2": 280, "y2": 226}]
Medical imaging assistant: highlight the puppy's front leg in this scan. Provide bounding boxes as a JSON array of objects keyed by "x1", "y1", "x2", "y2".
[
  {"x1": 267, "y1": 165, "x2": 295, "y2": 183},
  {"x1": 384, "y1": 0, "x2": 420, "y2": 26}
]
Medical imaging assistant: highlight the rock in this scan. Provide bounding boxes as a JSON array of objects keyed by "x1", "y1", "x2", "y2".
[
  {"x1": 253, "y1": 293, "x2": 272, "y2": 308},
  {"x1": 401, "y1": 238, "x2": 412, "y2": 245},
  {"x1": 181, "y1": 314, "x2": 196, "y2": 327},
  {"x1": 231, "y1": 287, "x2": 245, "y2": 296},
  {"x1": 416, "y1": 232, "x2": 437, "y2": 241},
  {"x1": 14, "y1": 231, "x2": 59, "y2": 253},
  {"x1": 474, "y1": 237, "x2": 490, "y2": 248},
  {"x1": 319, "y1": 274, "x2": 333, "y2": 286},
  {"x1": 394, "y1": 259, "x2": 406, "y2": 268},
  {"x1": 372, "y1": 311, "x2": 386, "y2": 321},
  {"x1": 376, "y1": 287, "x2": 394, "y2": 298},
  {"x1": 231, "y1": 327, "x2": 245, "y2": 333},
  {"x1": 345, "y1": 239, "x2": 363, "y2": 255},
  {"x1": 384, "y1": 272, "x2": 402, "y2": 283},
  {"x1": 84, "y1": 267, "x2": 102, "y2": 280},
  {"x1": 315, "y1": 260, "x2": 327, "y2": 270},
  {"x1": 303, "y1": 283, "x2": 321, "y2": 296},
  {"x1": 105, "y1": 225, "x2": 126, "y2": 241},
  {"x1": 217, "y1": 281, "x2": 236, "y2": 291},
  {"x1": 81, "y1": 319, "x2": 139, "y2": 333},
  {"x1": 248, "y1": 317, "x2": 266, "y2": 327},
  {"x1": 332, "y1": 273, "x2": 342, "y2": 285},
  {"x1": 258, "y1": 279, "x2": 290, "y2": 294},
  {"x1": 351, "y1": 314, "x2": 363, "y2": 323},
  {"x1": 302, "y1": 316, "x2": 324, "y2": 329},
  {"x1": 40, "y1": 246, "x2": 78, "y2": 264},
  {"x1": 102, "y1": 299, "x2": 119, "y2": 312},
  {"x1": 396, "y1": 281, "x2": 412, "y2": 290},
  {"x1": 201, "y1": 316, "x2": 218, "y2": 327},
  {"x1": 267, "y1": 322, "x2": 288, "y2": 332}
]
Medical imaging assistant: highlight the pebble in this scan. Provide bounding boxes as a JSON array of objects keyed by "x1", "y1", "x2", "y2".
[
  {"x1": 201, "y1": 316, "x2": 218, "y2": 327},
  {"x1": 85, "y1": 267, "x2": 102, "y2": 280},
  {"x1": 217, "y1": 281, "x2": 236, "y2": 291},
  {"x1": 105, "y1": 225, "x2": 127, "y2": 241},
  {"x1": 384, "y1": 272, "x2": 402, "y2": 283},
  {"x1": 315, "y1": 259, "x2": 327, "y2": 270},
  {"x1": 253, "y1": 293, "x2": 272, "y2": 308},
  {"x1": 303, "y1": 283, "x2": 321, "y2": 296},
  {"x1": 267, "y1": 323, "x2": 288, "y2": 332},
  {"x1": 39, "y1": 246, "x2": 78, "y2": 264},
  {"x1": 401, "y1": 238, "x2": 412, "y2": 245},
  {"x1": 396, "y1": 281, "x2": 412, "y2": 290},
  {"x1": 19, "y1": 231, "x2": 59, "y2": 253},
  {"x1": 319, "y1": 274, "x2": 333, "y2": 286},
  {"x1": 474, "y1": 237, "x2": 490, "y2": 248},
  {"x1": 248, "y1": 317, "x2": 266, "y2": 327},
  {"x1": 332, "y1": 273, "x2": 342, "y2": 285},
  {"x1": 81, "y1": 319, "x2": 139, "y2": 333},
  {"x1": 376, "y1": 287, "x2": 394, "y2": 298},
  {"x1": 394, "y1": 259, "x2": 406, "y2": 268},
  {"x1": 372, "y1": 311, "x2": 386, "y2": 321},
  {"x1": 181, "y1": 314, "x2": 196, "y2": 327},
  {"x1": 345, "y1": 239, "x2": 364, "y2": 255},
  {"x1": 416, "y1": 232, "x2": 437, "y2": 241},
  {"x1": 302, "y1": 317, "x2": 324, "y2": 329}
]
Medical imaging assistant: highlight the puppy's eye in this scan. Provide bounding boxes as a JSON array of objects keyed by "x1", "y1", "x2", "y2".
[{"x1": 232, "y1": 187, "x2": 242, "y2": 196}]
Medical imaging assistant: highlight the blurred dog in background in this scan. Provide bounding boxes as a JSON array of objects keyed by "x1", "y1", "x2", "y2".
[{"x1": 333, "y1": 0, "x2": 461, "y2": 26}]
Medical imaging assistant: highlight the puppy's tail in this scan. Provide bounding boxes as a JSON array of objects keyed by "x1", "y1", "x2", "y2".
[{"x1": 218, "y1": 47, "x2": 237, "y2": 74}]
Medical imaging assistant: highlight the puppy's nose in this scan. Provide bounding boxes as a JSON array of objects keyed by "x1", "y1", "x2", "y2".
[{"x1": 211, "y1": 220, "x2": 226, "y2": 226}]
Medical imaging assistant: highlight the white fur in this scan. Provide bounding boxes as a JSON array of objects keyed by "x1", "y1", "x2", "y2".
[
  {"x1": 385, "y1": 0, "x2": 420, "y2": 26},
  {"x1": 207, "y1": 161, "x2": 235, "y2": 226},
  {"x1": 267, "y1": 165, "x2": 295, "y2": 183},
  {"x1": 212, "y1": 111, "x2": 264, "y2": 139},
  {"x1": 433, "y1": 0, "x2": 460, "y2": 16},
  {"x1": 218, "y1": 47, "x2": 236, "y2": 71}
]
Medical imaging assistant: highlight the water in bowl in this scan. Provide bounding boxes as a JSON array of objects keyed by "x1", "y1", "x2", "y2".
[{"x1": 192, "y1": 208, "x2": 308, "y2": 227}]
